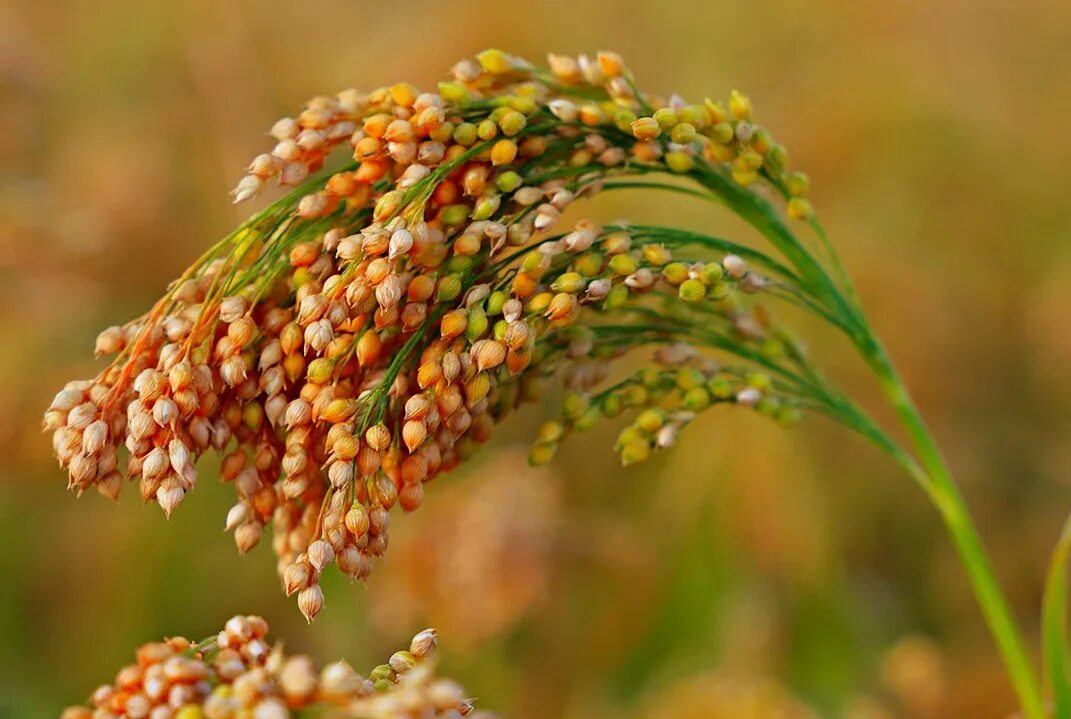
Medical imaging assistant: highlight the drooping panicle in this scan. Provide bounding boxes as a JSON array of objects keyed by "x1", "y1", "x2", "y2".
[{"x1": 46, "y1": 49, "x2": 819, "y2": 619}]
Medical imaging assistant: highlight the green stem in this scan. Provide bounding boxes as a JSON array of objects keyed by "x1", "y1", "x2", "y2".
[
  {"x1": 1043, "y1": 514, "x2": 1071, "y2": 717},
  {"x1": 863, "y1": 332, "x2": 1045, "y2": 719},
  {"x1": 681, "y1": 159, "x2": 1043, "y2": 717}
]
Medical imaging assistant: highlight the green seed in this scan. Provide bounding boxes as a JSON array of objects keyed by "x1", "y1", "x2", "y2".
[
  {"x1": 699, "y1": 262, "x2": 724, "y2": 285},
  {"x1": 307, "y1": 358, "x2": 334, "y2": 384},
  {"x1": 738, "y1": 149, "x2": 764, "y2": 171},
  {"x1": 471, "y1": 194, "x2": 501, "y2": 220},
  {"x1": 440, "y1": 204, "x2": 471, "y2": 226},
  {"x1": 776, "y1": 406, "x2": 803, "y2": 426},
  {"x1": 521, "y1": 250, "x2": 543, "y2": 273},
  {"x1": 477, "y1": 48, "x2": 511, "y2": 73},
  {"x1": 751, "y1": 127, "x2": 773, "y2": 154},
  {"x1": 712, "y1": 121, "x2": 735, "y2": 144},
  {"x1": 704, "y1": 98, "x2": 728, "y2": 123},
  {"x1": 754, "y1": 397, "x2": 777, "y2": 415},
  {"x1": 760, "y1": 339, "x2": 785, "y2": 359},
  {"x1": 526, "y1": 293, "x2": 552, "y2": 315},
  {"x1": 563, "y1": 393, "x2": 590, "y2": 420},
  {"x1": 678, "y1": 278, "x2": 706, "y2": 302},
  {"x1": 614, "y1": 109, "x2": 637, "y2": 131},
  {"x1": 708, "y1": 281, "x2": 732, "y2": 301},
  {"x1": 665, "y1": 151, "x2": 694, "y2": 173},
  {"x1": 495, "y1": 171, "x2": 523, "y2": 193},
  {"x1": 767, "y1": 144, "x2": 788, "y2": 169},
  {"x1": 438, "y1": 81, "x2": 470, "y2": 105},
  {"x1": 498, "y1": 109, "x2": 527, "y2": 136},
  {"x1": 787, "y1": 171, "x2": 810, "y2": 197},
  {"x1": 676, "y1": 368, "x2": 704, "y2": 390},
  {"x1": 604, "y1": 283, "x2": 629, "y2": 309},
  {"x1": 670, "y1": 122, "x2": 697, "y2": 144},
  {"x1": 602, "y1": 393, "x2": 623, "y2": 418},
  {"x1": 574, "y1": 252, "x2": 604, "y2": 277},
  {"x1": 537, "y1": 421, "x2": 565, "y2": 443},
  {"x1": 453, "y1": 122, "x2": 478, "y2": 146},
  {"x1": 477, "y1": 118, "x2": 498, "y2": 141},
  {"x1": 683, "y1": 387, "x2": 712, "y2": 411},
  {"x1": 661, "y1": 262, "x2": 688, "y2": 286},
  {"x1": 486, "y1": 290, "x2": 507, "y2": 316},
  {"x1": 729, "y1": 89, "x2": 752, "y2": 119},
  {"x1": 551, "y1": 272, "x2": 585, "y2": 294},
  {"x1": 528, "y1": 441, "x2": 558, "y2": 466},
  {"x1": 635, "y1": 408, "x2": 666, "y2": 432},
  {"x1": 641, "y1": 244, "x2": 671, "y2": 266},
  {"x1": 653, "y1": 107, "x2": 679, "y2": 129},
  {"x1": 622, "y1": 384, "x2": 648, "y2": 407},
  {"x1": 787, "y1": 197, "x2": 814, "y2": 220},
  {"x1": 465, "y1": 308, "x2": 489, "y2": 341},
  {"x1": 445, "y1": 255, "x2": 475, "y2": 273},
  {"x1": 616, "y1": 426, "x2": 643, "y2": 448},
  {"x1": 746, "y1": 373, "x2": 772, "y2": 391},
  {"x1": 436, "y1": 274, "x2": 463, "y2": 302},
  {"x1": 575, "y1": 407, "x2": 601, "y2": 431},
  {"x1": 506, "y1": 95, "x2": 537, "y2": 114},
  {"x1": 619, "y1": 439, "x2": 651, "y2": 466},
  {"x1": 430, "y1": 121, "x2": 455, "y2": 144},
  {"x1": 608, "y1": 254, "x2": 638, "y2": 276},
  {"x1": 707, "y1": 376, "x2": 733, "y2": 399},
  {"x1": 679, "y1": 105, "x2": 709, "y2": 128}
]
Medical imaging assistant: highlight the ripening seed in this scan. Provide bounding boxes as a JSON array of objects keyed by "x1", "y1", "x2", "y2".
[
  {"x1": 678, "y1": 279, "x2": 707, "y2": 302},
  {"x1": 491, "y1": 139, "x2": 518, "y2": 166},
  {"x1": 630, "y1": 117, "x2": 661, "y2": 141},
  {"x1": 787, "y1": 197, "x2": 814, "y2": 220}
]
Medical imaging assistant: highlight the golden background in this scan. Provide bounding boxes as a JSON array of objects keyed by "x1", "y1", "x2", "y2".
[{"x1": 2, "y1": 1, "x2": 1070, "y2": 716}]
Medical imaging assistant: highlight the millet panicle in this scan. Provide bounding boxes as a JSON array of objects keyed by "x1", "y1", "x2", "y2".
[{"x1": 45, "y1": 49, "x2": 817, "y2": 621}]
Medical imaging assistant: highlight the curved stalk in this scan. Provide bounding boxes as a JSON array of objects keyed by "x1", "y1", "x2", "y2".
[
  {"x1": 863, "y1": 334, "x2": 1045, "y2": 719},
  {"x1": 1043, "y1": 513, "x2": 1071, "y2": 717},
  {"x1": 666, "y1": 150, "x2": 1047, "y2": 718},
  {"x1": 543, "y1": 153, "x2": 1046, "y2": 715}
]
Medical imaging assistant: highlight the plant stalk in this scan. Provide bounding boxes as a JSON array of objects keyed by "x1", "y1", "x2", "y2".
[
  {"x1": 862, "y1": 333, "x2": 1045, "y2": 719},
  {"x1": 706, "y1": 164, "x2": 1046, "y2": 715}
]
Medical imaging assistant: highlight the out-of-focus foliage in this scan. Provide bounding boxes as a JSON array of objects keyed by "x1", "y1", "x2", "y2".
[{"x1": 2, "y1": 1, "x2": 1070, "y2": 717}]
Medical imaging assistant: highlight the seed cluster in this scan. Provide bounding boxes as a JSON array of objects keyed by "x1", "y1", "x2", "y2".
[
  {"x1": 45, "y1": 50, "x2": 816, "y2": 620},
  {"x1": 60, "y1": 616, "x2": 486, "y2": 719}
]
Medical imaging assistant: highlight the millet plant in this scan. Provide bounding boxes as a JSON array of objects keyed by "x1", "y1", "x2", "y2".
[
  {"x1": 47, "y1": 50, "x2": 1071, "y2": 718},
  {"x1": 59, "y1": 618, "x2": 486, "y2": 719}
]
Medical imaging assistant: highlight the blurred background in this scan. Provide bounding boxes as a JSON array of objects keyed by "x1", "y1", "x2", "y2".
[{"x1": 2, "y1": 0, "x2": 1070, "y2": 716}]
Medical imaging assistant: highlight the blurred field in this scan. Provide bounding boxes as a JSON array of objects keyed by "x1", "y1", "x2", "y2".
[{"x1": 2, "y1": 1, "x2": 1071, "y2": 717}]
